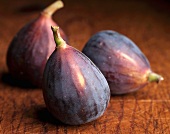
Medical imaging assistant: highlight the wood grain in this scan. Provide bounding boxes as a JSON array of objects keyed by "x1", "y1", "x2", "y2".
[{"x1": 0, "y1": 0, "x2": 170, "y2": 133}]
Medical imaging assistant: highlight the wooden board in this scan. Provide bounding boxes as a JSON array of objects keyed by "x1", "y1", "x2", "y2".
[{"x1": 0, "y1": 0, "x2": 170, "y2": 133}]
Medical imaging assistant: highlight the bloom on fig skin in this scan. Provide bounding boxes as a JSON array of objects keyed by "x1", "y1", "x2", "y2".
[
  {"x1": 6, "y1": 0, "x2": 68, "y2": 87},
  {"x1": 42, "y1": 26, "x2": 110, "y2": 125},
  {"x1": 82, "y1": 30, "x2": 163, "y2": 94}
]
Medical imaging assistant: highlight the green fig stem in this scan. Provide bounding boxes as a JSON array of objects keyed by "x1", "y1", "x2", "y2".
[
  {"x1": 42, "y1": 0, "x2": 64, "y2": 17},
  {"x1": 148, "y1": 72, "x2": 164, "y2": 83},
  {"x1": 51, "y1": 26, "x2": 66, "y2": 48}
]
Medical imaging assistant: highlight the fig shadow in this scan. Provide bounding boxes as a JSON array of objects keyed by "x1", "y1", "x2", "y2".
[
  {"x1": 1, "y1": 72, "x2": 37, "y2": 89},
  {"x1": 29, "y1": 106, "x2": 65, "y2": 126}
]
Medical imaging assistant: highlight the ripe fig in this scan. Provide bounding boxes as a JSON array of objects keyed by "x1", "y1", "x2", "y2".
[
  {"x1": 43, "y1": 26, "x2": 110, "y2": 125},
  {"x1": 6, "y1": 0, "x2": 67, "y2": 87},
  {"x1": 82, "y1": 30, "x2": 163, "y2": 95}
]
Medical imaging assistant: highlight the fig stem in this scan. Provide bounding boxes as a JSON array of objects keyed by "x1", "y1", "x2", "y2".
[
  {"x1": 148, "y1": 72, "x2": 164, "y2": 83},
  {"x1": 51, "y1": 26, "x2": 66, "y2": 48},
  {"x1": 42, "y1": 0, "x2": 64, "y2": 17}
]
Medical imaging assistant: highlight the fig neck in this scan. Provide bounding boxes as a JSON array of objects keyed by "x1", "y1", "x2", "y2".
[
  {"x1": 51, "y1": 26, "x2": 66, "y2": 48},
  {"x1": 41, "y1": 0, "x2": 64, "y2": 18}
]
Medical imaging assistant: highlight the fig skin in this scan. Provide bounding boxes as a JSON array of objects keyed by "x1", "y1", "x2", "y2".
[
  {"x1": 43, "y1": 26, "x2": 110, "y2": 125},
  {"x1": 82, "y1": 30, "x2": 163, "y2": 95},
  {"x1": 6, "y1": 0, "x2": 67, "y2": 87}
]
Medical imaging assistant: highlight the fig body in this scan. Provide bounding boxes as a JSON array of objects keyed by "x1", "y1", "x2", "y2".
[
  {"x1": 6, "y1": 0, "x2": 67, "y2": 87},
  {"x1": 43, "y1": 27, "x2": 110, "y2": 125},
  {"x1": 82, "y1": 30, "x2": 163, "y2": 94}
]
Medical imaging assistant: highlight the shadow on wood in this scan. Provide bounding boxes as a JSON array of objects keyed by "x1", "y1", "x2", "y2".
[
  {"x1": 30, "y1": 105, "x2": 65, "y2": 126},
  {"x1": 1, "y1": 72, "x2": 36, "y2": 89}
]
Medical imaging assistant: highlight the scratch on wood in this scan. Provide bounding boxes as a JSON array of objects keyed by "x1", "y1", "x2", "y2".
[
  {"x1": 115, "y1": 98, "x2": 124, "y2": 134},
  {"x1": 42, "y1": 122, "x2": 48, "y2": 133},
  {"x1": 129, "y1": 98, "x2": 137, "y2": 134},
  {"x1": 11, "y1": 98, "x2": 17, "y2": 133},
  {"x1": 15, "y1": 104, "x2": 26, "y2": 133},
  {"x1": 153, "y1": 119, "x2": 158, "y2": 129},
  {"x1": 64, "y1": 126, "x2": 67, "y2": 134},
  {"x1": 144, "y1": 99, "x2": 153, "y2": 134}
]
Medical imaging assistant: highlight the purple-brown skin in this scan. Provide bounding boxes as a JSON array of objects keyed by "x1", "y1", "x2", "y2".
[
  {"x1": 6, "y1": 1, "x2": 67, "y2": 88},
  {"x1": 82, "y1": 30, "x2": 163, "y2": 94},
  {"x1": 43, "y1": 27, "x2": 110, "y2": 125}
]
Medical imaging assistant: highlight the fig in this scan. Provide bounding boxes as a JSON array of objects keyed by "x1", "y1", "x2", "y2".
[
  {"x1": 6, "y1": 0, "x2": 67, "y2": 87},
  {"x1": 82, "y1": 30, "x2": 163, "y2": 94},
  {"x1": 42, "y1": 26, "x2": 110, "y2": 125}
]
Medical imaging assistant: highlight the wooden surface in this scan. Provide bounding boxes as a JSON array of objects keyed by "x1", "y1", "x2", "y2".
[{"x1": 0, "y1": 0, "x2": 170, "y2": 133}]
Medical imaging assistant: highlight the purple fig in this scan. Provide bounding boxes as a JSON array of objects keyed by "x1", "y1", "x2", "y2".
[
  {"x1": 6, "y1": 0, "x2": 67, "y2": 87},
  {"x1": 42, "y1": 26, "x2": 110, "y2": 125},
  {"x1": 82, "y1": 30, "x2": 163, "y2": 95}
]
